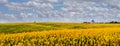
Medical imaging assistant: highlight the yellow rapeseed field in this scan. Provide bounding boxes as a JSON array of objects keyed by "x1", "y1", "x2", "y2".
[{"x1": 0, "y1": 28, "x2": 120, "y2": 46}]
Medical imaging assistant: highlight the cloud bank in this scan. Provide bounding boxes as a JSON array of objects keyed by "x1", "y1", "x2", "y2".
[{"x1": 0, "y1": 0, "x2": 120, "y2": 22}]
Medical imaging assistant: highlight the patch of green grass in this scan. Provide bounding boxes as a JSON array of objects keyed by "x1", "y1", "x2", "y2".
[{"x1": 0, "y1": 22, "x2": 120, "y2": 34}]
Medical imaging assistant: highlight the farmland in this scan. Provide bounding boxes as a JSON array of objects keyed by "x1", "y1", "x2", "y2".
[{"x1": 0, "y1": 23, "x2": 120, "y2": 46}]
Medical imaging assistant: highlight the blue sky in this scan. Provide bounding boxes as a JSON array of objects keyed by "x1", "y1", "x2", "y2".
[{"x1": 0, "y1": 0, "x2": 120, "y2": 22}]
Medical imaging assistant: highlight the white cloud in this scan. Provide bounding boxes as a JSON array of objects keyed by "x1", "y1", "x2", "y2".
[
  {"x1": 20, "y1": 12, "x2": 38, "y2": 18},
  {"x1": 1, "y1": 0, "x2": 120, "y2": 22},
  {"x1": 0, "y1": 0, "x2": 8, "y2": 3},
  {"x1": 0, "y1": 11, "x2": 17, "y2": 22},
  {"x1": 48, "y1": 0, "x2": 58, "y2": 2},
  {"x1": 5, "y1": 1, "x2": 54, "y2": 10}
]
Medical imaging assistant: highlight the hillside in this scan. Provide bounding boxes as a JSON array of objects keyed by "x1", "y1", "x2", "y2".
[{"x1": 0, "y1": 22, "x2": 120, "y2": 34}]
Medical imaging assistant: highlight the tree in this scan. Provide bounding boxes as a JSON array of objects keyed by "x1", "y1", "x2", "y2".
[
  {"x1": 34, "y1": 21, "x2": 37, "y2": 23},
  {"x1": 109, "y1": 21, "x2": 119, "y2": 23},
  {"x1": 91, "y1": 19, "x2": 95, "y2": 23}
]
